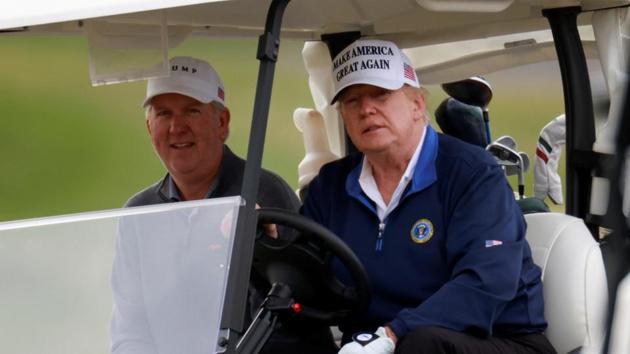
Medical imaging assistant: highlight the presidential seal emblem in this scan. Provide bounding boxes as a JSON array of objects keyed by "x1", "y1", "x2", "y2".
[{"x1": 410, "y1": 218, "x2": 434, "y2": 244}]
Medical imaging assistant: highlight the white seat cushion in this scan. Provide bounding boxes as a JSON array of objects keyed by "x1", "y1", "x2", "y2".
[{"x1": 525, "y1": 213, "x2": 608, "y2": 354}]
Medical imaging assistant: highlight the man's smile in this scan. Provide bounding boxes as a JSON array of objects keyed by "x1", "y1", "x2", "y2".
[{"x1": 170, "y1": 142, "x2": 195, "y2": 149}]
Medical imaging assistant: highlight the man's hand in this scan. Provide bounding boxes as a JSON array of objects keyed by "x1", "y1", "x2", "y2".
[
  {"x1": 338, "y1": 327, "x2": 395, "y2": 354},
  {"x1": 384, "y1": 326, "x2": 397, "y2": 343},
  {"x1": 255, "y1": 203, "x2": 278, "y2": 238}
]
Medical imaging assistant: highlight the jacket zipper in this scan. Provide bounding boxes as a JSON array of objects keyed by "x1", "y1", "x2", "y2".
[{"x1": 376, "y1": 221, "x2": 386, "y2": 251}]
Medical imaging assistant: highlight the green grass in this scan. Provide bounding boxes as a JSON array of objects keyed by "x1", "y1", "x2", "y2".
[{"x1": 0, "y1": 36, "x2": 567, "y2": 221}]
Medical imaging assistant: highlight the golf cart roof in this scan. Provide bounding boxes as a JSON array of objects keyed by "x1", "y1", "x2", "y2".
[
  {"x1": 2, "y1": 0, "x2": 627, "y2": 43},
  {"x1": 1, "y1": 0, "x2": 618, "y2": 90}
]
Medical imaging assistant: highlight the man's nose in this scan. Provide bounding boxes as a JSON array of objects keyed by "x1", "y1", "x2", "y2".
[
  {"x1": 169, "y1": 113, "x2": 188, "y2": 133},
  {"x1": 358, "y1": 96, "x2": 377, "y2": 116}
]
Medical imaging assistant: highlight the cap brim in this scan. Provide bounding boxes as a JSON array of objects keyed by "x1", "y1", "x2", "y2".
[
  {"x1": 142, "y1": 88, "x2": 213, "y2": 107},
  {"x1": 330, "y1": 77, "x2": 405, "y2": 104}
]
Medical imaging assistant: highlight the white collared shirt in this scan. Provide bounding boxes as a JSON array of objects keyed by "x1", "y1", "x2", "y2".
[{"x1": 359, "y1": 126, "x2": 426, "y2": 222}]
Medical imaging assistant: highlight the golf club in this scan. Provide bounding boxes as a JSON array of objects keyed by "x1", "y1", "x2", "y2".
[
  {"x1": 517, "y1": 152, "x2": 530, "y2": 198},
  {"x1": 486, "y1": 141, "x2": 526, "y2": 198},
  {"x1": 494, "y1": 135, "x2": 517, "y2": 151}
]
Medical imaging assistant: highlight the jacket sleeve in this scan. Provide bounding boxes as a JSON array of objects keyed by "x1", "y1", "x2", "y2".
[
  {"x1": 299, "y1": 174, "x2": 326, "y2": 224},
  {"x1": 254, "y1": 170, "x2": 302, "y2": 242},
  {"x1": 388, "y1": 163, "x2": 527, "y2": 338},
  {"x1": 110, "y1": 220, "x2": 157, "y2": 354}
]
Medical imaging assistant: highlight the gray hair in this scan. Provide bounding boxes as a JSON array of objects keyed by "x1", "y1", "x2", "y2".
[{"x1": 145, "y1": 100, "x2": 226, "y2": 119}]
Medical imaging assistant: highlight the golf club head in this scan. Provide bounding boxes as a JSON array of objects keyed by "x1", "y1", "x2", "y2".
[
  {"x1": 519, "y1": 152, "x2": 530, "y2": 173},
  {"x1": 441, "y1": 76, "x2": 493, "y2": 109},
  {"x1": 486, "y1": 142, "x2": 521, "y2": 177},
  {"x1": 493, "y1": 135, "x2": 517, "y2": 151}
]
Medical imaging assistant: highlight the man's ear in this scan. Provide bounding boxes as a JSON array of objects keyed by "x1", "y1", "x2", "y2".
[
  {"x1": 146, "y1": 116, "x2": 152, "y2": 134},
  {"x1": 412, "y1": 94, "x2": 426, "y2": 122},
  {"x1": 219, "y1": 107, "x2": 231, "y2": 141}
]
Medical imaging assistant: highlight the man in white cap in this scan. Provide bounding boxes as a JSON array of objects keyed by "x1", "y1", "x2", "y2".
[
  {"x1": 112, "y1": 56, "x2": 337, "y2": 353},
  {"x1": 301, "y1": 40, "x2": 556, "y2": 353},
  {"x1": 125, "y1": 56, "x2": 297, "y2": 207}
]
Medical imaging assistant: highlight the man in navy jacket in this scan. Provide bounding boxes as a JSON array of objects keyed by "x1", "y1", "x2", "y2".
[{"x1": 301, "y1": 39, "x2": 556, "y2": 354}]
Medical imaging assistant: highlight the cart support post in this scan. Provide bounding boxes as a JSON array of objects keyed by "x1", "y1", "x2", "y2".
[
  {"x1": 219, "y1": 0, "x2": 290, "y2": 352},
  {"x1": 543, "y1": 7, "x2": 596, "y2": 220}
]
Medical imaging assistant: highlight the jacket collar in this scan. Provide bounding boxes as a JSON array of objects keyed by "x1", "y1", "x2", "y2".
[{"x1": 346, "y1": 125, "x2": 439, "y2": 213}]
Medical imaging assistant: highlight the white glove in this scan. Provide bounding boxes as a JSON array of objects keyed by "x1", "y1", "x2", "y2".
[{"x1": 338, "y1": 327, "x2": 395, "y2": 354}]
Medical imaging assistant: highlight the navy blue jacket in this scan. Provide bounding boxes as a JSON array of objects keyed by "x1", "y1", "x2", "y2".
[{"x1": 301, "y1": 126, "x2": 547, "y2": 339}]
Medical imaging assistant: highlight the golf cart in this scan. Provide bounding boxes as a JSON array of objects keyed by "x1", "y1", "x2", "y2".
[{"x1": 0, "y1": 0, "x2": 629, "y2": 353}]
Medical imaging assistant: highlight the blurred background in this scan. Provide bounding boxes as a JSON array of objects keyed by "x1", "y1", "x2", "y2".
[{"x1": 0, "y1": 36, "x2": 573, "y2": 221}]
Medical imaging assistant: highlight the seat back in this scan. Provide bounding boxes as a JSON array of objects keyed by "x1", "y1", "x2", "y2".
[{"x1": 524, "y1": 213, "x2": 608, "y2": 354}]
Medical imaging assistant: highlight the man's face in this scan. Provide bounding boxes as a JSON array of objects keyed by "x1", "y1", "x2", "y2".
[
  {"x1": 338, "y1": 84, "x2": 425, "y2": 155},
  {"x1": 146, "y1": 93, "x2": 230, "y2": 183}
]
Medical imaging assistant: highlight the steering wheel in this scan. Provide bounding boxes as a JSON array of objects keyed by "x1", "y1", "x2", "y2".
[{"x1": 254, "y1": 207, "x2": 371, "y2": 325}]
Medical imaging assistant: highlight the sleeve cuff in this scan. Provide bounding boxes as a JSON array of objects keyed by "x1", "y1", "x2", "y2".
[{"x1": 387, "y1": 318, "x2": 409, "y2": 339}]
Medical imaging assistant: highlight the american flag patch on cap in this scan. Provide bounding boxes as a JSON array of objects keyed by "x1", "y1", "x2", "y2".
[
  {"x1": 485, "y1": 240, "x2": 503, "y2": 248},
  {"x1": 403, "y1": 63, "x2": 416, "y2": 81},
  {"x1": 218, "y1": 87, "x2": 225, "y2": 101}
]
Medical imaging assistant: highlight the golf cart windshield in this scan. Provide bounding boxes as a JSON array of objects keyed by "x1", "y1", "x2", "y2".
[{"x1": 0, "y1": 197, "x2": 241, "y2": 354}]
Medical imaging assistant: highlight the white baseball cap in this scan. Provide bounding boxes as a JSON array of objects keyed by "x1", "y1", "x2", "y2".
[
  {"x1": 143, "y1": 56, "x2": 225, "y2": 107},
  {"x1": 331, "y1": 39, "x2": 420, "y2": 104}
]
